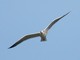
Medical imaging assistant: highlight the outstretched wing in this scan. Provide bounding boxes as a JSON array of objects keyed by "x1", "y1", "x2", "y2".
[
  {"x1": 45, "y1": 12, "x2": 70, "y2": 31},
  {"x1": 9, "y1": 32, "x2": 40, "y2": 49}
]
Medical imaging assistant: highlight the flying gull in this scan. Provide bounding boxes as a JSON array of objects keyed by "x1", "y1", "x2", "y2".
[{"x1": 9, "y1": 12, "x2": 70, "y2": 49}]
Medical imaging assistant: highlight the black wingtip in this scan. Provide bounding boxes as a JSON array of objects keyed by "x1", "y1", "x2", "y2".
[
  {"x1": 8, "y1": 45, "x2": 16, "y2": 49},
  {"x1": 63, "y1": 11, "x2": 71, "y2": 17},
  {"x1": 59, "y1": 11, "x2": 70, "y2": 19},
  {"x1": 66, "y1": 11, "x2": 71, "y2": 15},
  {"x1": 8, "y1": 47, "x2": 13, "y2": 49}
]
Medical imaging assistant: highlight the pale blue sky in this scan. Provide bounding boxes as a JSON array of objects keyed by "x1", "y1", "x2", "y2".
[{"x1": 0, "y1": 0, "x2": 80, "y2": 60}]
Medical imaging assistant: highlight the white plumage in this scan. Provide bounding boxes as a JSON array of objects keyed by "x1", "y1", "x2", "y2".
[{"x1": 9, "y1": 12, "x2": 70, "y2": 49}]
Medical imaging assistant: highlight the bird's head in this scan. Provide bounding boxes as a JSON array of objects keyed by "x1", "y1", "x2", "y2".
[{"x1": 40, "y1": 29, "x2": 48, "y2": 36}]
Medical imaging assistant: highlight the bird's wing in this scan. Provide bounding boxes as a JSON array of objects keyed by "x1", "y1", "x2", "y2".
[
  {"x1": 45, "y1": 12, "x2": 70, "y2": 31},
  {"x1": 9, "y1": 32, "x2": 40, "y2": 49}
]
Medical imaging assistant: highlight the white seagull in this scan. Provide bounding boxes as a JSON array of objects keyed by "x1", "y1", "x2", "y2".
[{"x1": 9, "y1": 12, "x2": 70, "y2": 49}]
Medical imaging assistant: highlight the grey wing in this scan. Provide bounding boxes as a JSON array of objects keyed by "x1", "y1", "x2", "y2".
[
  {"x1": 45, "y1": 12, "x2": 70, "y2": 31},
  {"x1": 9, "y1": 32, "x2": 40, "y2": 49}
]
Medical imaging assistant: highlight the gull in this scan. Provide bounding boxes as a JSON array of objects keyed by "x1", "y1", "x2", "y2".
[{"x1": 9, "y1": 12, "x2": 70, "y2": 49}]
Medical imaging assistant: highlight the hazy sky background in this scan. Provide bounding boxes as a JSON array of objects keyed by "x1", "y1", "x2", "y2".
[{"x1": 0, "y1": 0, "x2": 80, "y2": 60}]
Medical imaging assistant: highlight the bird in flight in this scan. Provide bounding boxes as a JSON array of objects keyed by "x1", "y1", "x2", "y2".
[{"x1": 9, "y1": 12, "x2": 70, "y2": 49}]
